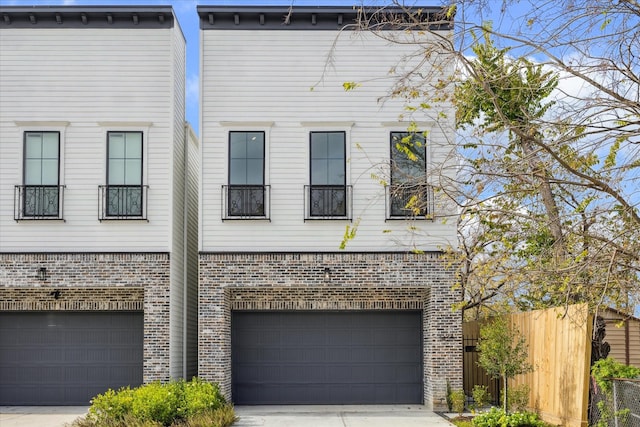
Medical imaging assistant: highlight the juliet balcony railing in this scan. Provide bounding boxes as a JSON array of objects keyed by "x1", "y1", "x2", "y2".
[
  {"x1": 385, "y1": 184, "x2": 435, "y2": 219},
  {"x1": 304, "y1": 185, "x2": 352, "y2": 221},
  {"x1": 98, "y1": 185, "x2": 148, "y2": 221},
  {"x1": 222, "y1": 185, "x2": 270, "y2": 220},
  {"x1": 14, "y1": 185, "x2": 65, "y2": 220}
]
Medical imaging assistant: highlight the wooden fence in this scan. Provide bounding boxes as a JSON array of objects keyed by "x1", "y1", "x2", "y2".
[{"x1": 463, "y1": 304, "x2": 593, "y2": 427}]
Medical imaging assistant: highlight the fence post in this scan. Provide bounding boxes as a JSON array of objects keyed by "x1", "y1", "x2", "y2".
[{"x1": 613, "y1": 379, "x2": 620, "y2": 427}]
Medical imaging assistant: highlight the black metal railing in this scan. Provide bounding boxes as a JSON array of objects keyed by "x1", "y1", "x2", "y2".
[
  {"x1": 304, "y1": 185, "x2": 352, "y2": 220},
  {"x1": 99, "y1": 185, "x2": 148, "y2": 221},
  {"x1": 222, "y1": 185, "x2": 270, "y2": 220},
  {"x1": 14, "y1": 185, "x2": 65, "y2": 220},
  {"x1": 386, "y1": 184, "x2": 434, "y2": 219}
]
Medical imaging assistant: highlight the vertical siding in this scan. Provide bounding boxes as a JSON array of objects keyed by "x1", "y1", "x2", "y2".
[
  {"x1": 0, "y1": 28, "x2": 175, "y2": 251},
  {"x1": 185, "y1": 124, "x2": 200, "y2": 378},
  {"x1": 602, "y1": 309, "x2": 640, "y2": 368},
  {"x1": 169, "y1": 25, "x2": 187, "y2": 378},
  {"x1": 200, "y1": 30, "x2": 456, "y2": 252}
]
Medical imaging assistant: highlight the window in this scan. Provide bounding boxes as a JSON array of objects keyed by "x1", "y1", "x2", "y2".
[
  {"x1": 388, "y1": 131, "x2": 433, "y2": 218},
  {"x1": 306, "y1": 131, "x2": 350, "y2": 219},
  {"x1": 19, "y1": 131, "x2": 61, "y2": 218},
  {"x1": 224, "y1": 131, "x2": 268, "y2": 218},
  {"x1": 103, "y1": 131, "x2": 145, "y2": 218}
]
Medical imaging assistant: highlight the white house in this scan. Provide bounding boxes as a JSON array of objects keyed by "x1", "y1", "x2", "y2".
[
  {"x1": 0, "y1": 6, "x2": 198, "y2": 405},
  {"x1": 197, "y1": 5, "x2": 461, "y2": 409}
]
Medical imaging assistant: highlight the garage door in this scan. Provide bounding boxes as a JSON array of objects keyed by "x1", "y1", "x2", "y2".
[
  {"x1": 0, "y1": 312, "x2": 143, "y2": 405},
  {"x1": 231, "y1": 311, "x2": 423, "y2": 404}
]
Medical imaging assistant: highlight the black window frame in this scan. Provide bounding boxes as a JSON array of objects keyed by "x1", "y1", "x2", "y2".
[
  {"x1": 104, "y1": 131, "x2": 145, "y2": 219},
  {"x1": 307, "y1": 131, "x2": 348, "y2": 219},
  {"x1": 388, "y1": 131, "x2": 431, "y2": 218},
  {"x1": 20, "y1": 131, "x2": 62, "y2": 219},
  {"x1": 226, "y1": 131, "x2": 267, "y2": 219}
]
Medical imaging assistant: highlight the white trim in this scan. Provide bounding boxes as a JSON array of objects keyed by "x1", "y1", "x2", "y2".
[
  {"x1": 219, "y1": 121, "x2": 274, "y2": 127},
  {"x1": 381, "y1": 121, "x2": 436, "y2": 128},
  {"x1": 97, "y1": 121, "x2": 153, "y2": 128},
  {"x1": 300, "y1": 121, "x2": 354, "y2": 128},
  {"x1": 14, "y1": 121, "x2": 70, "y2": 127}
]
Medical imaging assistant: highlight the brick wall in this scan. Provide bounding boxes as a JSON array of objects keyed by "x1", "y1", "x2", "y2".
[
  {"x1": 199, "y1": 251, "x2": 462, "y2": 410},
  {"x1": 0, "y1": 252, "x2": 171, "y2": 382}
]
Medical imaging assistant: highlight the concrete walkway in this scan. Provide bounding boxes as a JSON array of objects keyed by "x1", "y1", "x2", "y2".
[
  {"x1": 233, "y1": 405, "x2": 455, "y2": 426},
  {"x1": 0, "y1": 405, "x2": 454, "y2": 427},
  {"x1": 0, "y1": 406, "x2": 88, "y2": 427}
]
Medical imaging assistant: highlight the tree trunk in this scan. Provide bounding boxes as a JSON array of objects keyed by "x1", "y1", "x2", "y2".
[
  {"x1": 503, "y1": 374, "x2": 508, "y2": 413},
  {"x1": 519, "y1": 137, "x2": 567, "y2": 264}
]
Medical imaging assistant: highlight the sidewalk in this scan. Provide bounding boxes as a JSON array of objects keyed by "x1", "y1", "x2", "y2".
[
  {"x1": 0, "y1": 406, "x2": 88, "y2": 427},
  {"x1": 0, "y1": 405, "x2": 455, "y2": 427}
]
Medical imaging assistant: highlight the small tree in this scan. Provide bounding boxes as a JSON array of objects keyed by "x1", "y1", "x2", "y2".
[{"x1": 477, "y1": 317, "x2": 533, "y2": 413}]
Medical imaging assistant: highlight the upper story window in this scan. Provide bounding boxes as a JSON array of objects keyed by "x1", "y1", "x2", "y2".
[
  {"x1": 99, "y1": 131, "x2": 147, "y2": 220},
  {"x1": 223, "y1": 131, "x2": 269, "y2": 219},
  {"x1": 14, "y1": 131, "x2": 64, "y2": 220},
  {"x1": 305, "y1": 131, "x2": 351, "y2": 220},
  {"x1": 388, "y1": 131, "x2": 433, "y2": 218}
]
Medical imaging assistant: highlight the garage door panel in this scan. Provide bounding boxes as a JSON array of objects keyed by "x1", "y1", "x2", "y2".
[
  {"x1": 0, "y1": 312, "x2": 143, "y2": 405},
  {"x1": 231, "y1": 311, "x2": 422, "y2": 404}
]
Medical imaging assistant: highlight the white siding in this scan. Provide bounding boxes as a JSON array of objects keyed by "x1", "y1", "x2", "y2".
[
  {"x1": 185, "y1": 124, "x2": 200, "y2": 378},
  {"x1": 200, "y1": 30, "x2": 457, "y2": 252},
  {"x1": 169, "y1": 25, "x2": 187, "y2": 378},
  {"x1": 0, "y1": 28, "x2": 176, "y2": 252}
]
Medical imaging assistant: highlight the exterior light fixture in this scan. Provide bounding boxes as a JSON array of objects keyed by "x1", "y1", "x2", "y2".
[
  {"x1": 38, "y1": 267, "x2": 48, "y2": 281},
  {"x1": 49, "y1": 290, "x2": 61, "y2": 300},
  {"x1": 324, "y1": 267, "x2": 331, "y2": 281}
]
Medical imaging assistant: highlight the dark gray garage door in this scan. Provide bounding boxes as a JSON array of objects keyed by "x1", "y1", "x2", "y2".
[
  {"x1": 232, "y1": 311, "x2": 423, "y2": 405},
  {"x1": 0, "y1": 312, "x2": 143, "y2": 405}
]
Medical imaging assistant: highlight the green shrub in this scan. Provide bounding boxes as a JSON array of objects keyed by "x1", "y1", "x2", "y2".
[
  {"x1": 178, "y1": 377, "x2": 225, "y2": 418},
  {"x1": 131, "y1": 381, "x2": 181, "y2": 426},
  {"x1": 499, "y1": 383, "x2": 529, "y2": 412},
  {"x1": 450, "y1": 390, "x2": 466, "y2": 415},
  {"x1": 81, "y1": 378, "x2": 230, "y2": 427},
  {"x1": 592, "y1": 357, "x2": 640, "y2": 392},
  {"x1": 88, "y1": 387, "x2": 135, "y2": 423},
  {"x1": 472, "y1": 407, "x2": 545, "y2": 427},
  {"x1": 446, "y1": 379, "x2": 454, "y2": 411},
  {"x1": 172, "y1": 405, "x2": 237, "y2": 427},
  {"x1": 472, "y1": 385, "x2": 491, "y2": 409}
]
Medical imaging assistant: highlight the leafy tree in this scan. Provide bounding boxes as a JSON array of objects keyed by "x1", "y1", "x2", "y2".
[
  {"x1": 344, "y1": 1, "x2": 639, "y2": 316},
  {"x1": 476, "y1": 317, "x2": 533, "y2": 413}
]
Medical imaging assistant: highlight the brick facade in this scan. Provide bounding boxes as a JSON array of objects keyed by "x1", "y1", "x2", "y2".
[
  {"x1": 199, "y1": 251, "x2": 462, "y2": 410},
  {"x1": 0, "y1": 252, "x2": 171, "y2": 382}
]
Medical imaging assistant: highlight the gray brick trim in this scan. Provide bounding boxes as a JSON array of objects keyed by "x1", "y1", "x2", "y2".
[
  {"x1": 199, "y1": 251, "x2": 462, "y2": 410},
  {"x1": 0, "y1": 252, "x2": 171, "y2": 383}
]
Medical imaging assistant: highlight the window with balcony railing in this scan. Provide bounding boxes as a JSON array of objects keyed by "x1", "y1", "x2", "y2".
[
  {"x1": 14, "y1": 185, "x2": 65, "y2": 220},
  {"x1": 99, "y1": 184, "x2": 148, "y2": 220},
  {"x1": 222, "y1": 184, "x2": 270, "y2": 219},
  {"x1": 306, "y1": 131, "x2": 350, "y2": 220},
  {"x1": 386, "y1": 183, "x2": 434, "y2": 219},
  {"x1": 388, "y1": 131, "x2": 433, "y2": 219},
  {"x1": 16, "y1": 131, "x2": 63, "y2": 220},
  {"x1": 304, "y1": 184, "x2": 352, "y2": 220},
  {"x1": 100, "y1": 131, "x2": 147, "y2": 220}
]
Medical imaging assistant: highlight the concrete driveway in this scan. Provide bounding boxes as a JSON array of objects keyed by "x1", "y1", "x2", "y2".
[
  {"x1": 0, "y1": 405, "x2": 454, "y2": 427},
  {"x1": 0, "y1": 406, "x2": 88, "y2": 427},
  {"x1": 234, "y1": 406, "x2": 455, "y2": 426}
]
